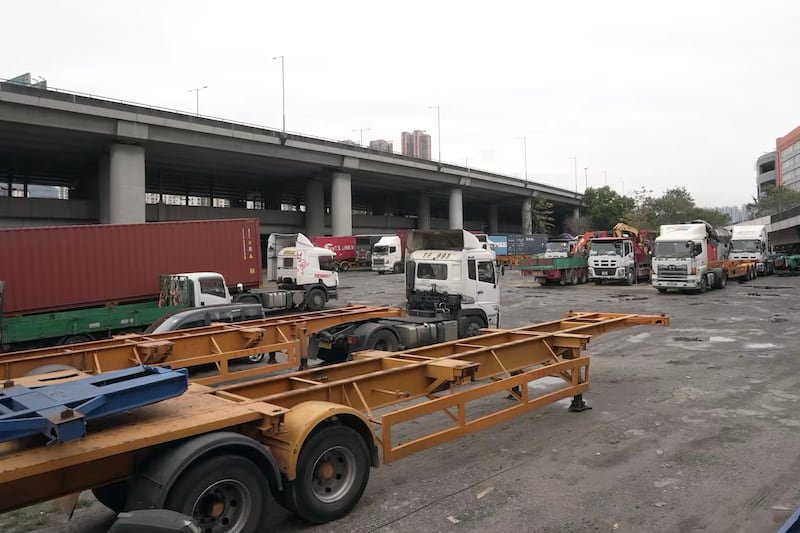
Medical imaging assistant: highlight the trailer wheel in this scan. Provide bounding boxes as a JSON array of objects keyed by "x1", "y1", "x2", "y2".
[
  {"x1": 339, "y1": 262, "x2": 350, "y2": 272},
  {"x1": 306, "y1": 288, "x2": 326, "y2": 311},
  {"x1": 580, "y1": 268, "x2": 588, "y2": 284},
  {"x1": 61, "y1": 334, "x2": 92, "y2": 345},
  {"x1": 291, "y1": 424, "x2": 371, "y2": 524},
  {"x1": 244, "y1": 353, "x2": 265, "y2": 364},
  {"x1": 164, "y1": 454, "x2": 270, "y2": 533},
  {"x1": 367, "y1": 329, "x2": 399, "y2": 351},
  {"x1": 698, "y1": 276, "x2": 707, "y2": 294},
  {"x1": 568, "y1": 269, "x2": 578, "y2": 285},
  {"x1": 392, "y1": 262, "x2": 403, "y2": 274},
  {"x1": 656, "y1": 288, "x2": 668, "y2": 294},
  {"x1": 713, "y1": 270, "x2": 727, "y2": 289}
]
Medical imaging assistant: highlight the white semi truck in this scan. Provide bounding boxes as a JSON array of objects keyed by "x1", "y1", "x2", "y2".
[
  {"x1": 730, "y1": 224, "x2": 773, "y2": 275},
  {"x1": 316, "y1": 230, "x2": 500, "y2": 363},
  {"x1": 371, "y1": 235, "x2": 405, "y2": 274}
]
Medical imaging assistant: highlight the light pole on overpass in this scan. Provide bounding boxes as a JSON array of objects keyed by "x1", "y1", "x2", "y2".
[
  {"x1": 517, "y1": 136, "x2": 528, "y2": 181},
  {"x1": 188, "y1": 86, "x2": 208, "y2": 116},
  {"x1": 570, "y1": 156, "x2": 578, "y2": 193},
  {"x1": 353, "y1": 128, "x2": 371, "y2": 147},
  {"x1": 428, "y1": 105, "x2": 441, "y2": 165},
  {"x1": 272, "y1": 55, "x2": 286, "y2": 134},
  {"x1": 584, "y1": 165, "x2": 589, "y2": 191}
]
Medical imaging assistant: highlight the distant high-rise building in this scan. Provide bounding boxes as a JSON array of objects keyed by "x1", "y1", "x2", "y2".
[
  {"x1": 369, "y1": 139, "x2": 393, "y2": 153},
  {"x1": 400, "y1": 130, "x2": 432, "y2": 159}
]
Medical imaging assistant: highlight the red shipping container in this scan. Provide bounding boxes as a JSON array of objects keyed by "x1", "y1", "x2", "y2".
[
  {"x1": 0, "y1": 219, "x2": 262, "y2": 316},
  {"x1": 310, "y1": 236, "x2": 357, "y2": 261}
]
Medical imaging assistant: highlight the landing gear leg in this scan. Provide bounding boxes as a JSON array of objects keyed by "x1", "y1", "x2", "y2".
[{"x1": 568, "y1": 394, "x2": 592, "y2": 412}]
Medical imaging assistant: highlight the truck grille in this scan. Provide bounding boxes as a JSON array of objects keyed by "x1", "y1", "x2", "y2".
[
  {"x1": 596, "y1": 268, "x2": 616, "y2": 276},
  {"x1": 595, "y1": 259, "x2": 618, "y2": 267},
  {"x1": 372, "y1": 259, "x2": 385, "y2": 266},
  {"x1": 657, "y1": 264, "x2": 688, "y2": 279}
]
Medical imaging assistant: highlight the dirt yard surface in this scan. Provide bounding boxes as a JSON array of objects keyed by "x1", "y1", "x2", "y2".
[{"x1": 9, "y1": 269, "x2": 800, "y2": 533}]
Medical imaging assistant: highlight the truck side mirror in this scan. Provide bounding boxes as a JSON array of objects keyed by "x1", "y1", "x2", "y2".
[{"x1": 693, "y1": 243, "x2": 702, "y2": 257}]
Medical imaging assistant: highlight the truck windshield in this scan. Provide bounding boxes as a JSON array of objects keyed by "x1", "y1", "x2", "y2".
[
  {"x1": 731, "y1": 239, "x2": 759, "y2": 252},
  {"x1": 417, "y1": 262, "x2": 447, "y2": 280},
  {"x1": 373, "y1": 246, "x2": 388, "y2": 254},
  {"x1": 319, "y1": 256, "x2": 337, "y2": 271},
  {"x1": 654, "y1": 241, "x2": 691, "y2": 258},
  {"x1": 589, "y1": 242, "x2": 622, "y2": 256}
]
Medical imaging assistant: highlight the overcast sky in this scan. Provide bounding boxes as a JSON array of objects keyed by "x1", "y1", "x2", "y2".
[{"x1": 3, "y1": 1, "x2": 796, "y2": 206}]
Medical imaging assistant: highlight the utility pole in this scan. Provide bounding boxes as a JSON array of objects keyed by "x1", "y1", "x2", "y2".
[
  {"x1": 584, "y1": 165, "x2": 589, "y2": 190},
  {"x1": 272, "y1": 55, "x2": 286, "y2": 133},
  {"x1": 352, "y1": 128, "x2": 371, "y2": 147},
  {"x1": 188, "y1": 86, "x2": 208, "y2": 116}
]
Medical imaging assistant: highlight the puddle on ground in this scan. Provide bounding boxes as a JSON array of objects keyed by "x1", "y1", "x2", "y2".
[
  {"x1": 744, "y1": 343, "x2": 778, "y2": 350},
  {"x1": 673, "y1": 336, "x2": 706, "y2": 342},
  {"x1": 709, "y1": 336, "x2": 737, "y2": 343}
]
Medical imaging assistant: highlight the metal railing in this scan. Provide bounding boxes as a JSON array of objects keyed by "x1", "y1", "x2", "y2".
[{"x1": 0, "y1": 78, "x2": 581, "y2": 199}]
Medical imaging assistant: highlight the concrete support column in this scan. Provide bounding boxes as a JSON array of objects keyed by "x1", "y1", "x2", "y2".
[
  {"x1": 522, "y1": 196, "x2": 533, "y2": 235},
  {"x1": 572, "y1": 206, "x2": 581, "y2": 230},
  {"x1": 448, "y1": 188, "x2": 463, "y2": 230},
  {"x1": 331, "y1": 171, "x2": 352, "y2": 236},
  {"x1": 98, "y1": 154, "x2": 110, "y2": 224},
  {"x1": 417, "y1": 194, "x2": 431, "y2": 230},
  {"x1": 107, "y1": 143, "x2": 145, "y2": 224},
  {"x1": 305, "y1": 179, "x2": 324, "y2": 236},
  {"x1": 488, "y1": 204, "x2": 499, "y2": 235}
]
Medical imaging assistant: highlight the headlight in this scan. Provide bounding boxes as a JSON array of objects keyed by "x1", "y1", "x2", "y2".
[
  {"x1": 617, "y1": 268, "x2": 625, "y2": 276},
  {"x1": 461, "y1": 296, "x2": 475, "y2": 304}
]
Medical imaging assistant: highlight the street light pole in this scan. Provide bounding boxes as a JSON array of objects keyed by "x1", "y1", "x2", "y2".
[
  {"x1": 188, "y1": 86, "x2": 208, "y2": 116},
  {"x1": 272, "y1": 55, "x2": 285, "y2": 133},
  {"x1": 603, "y1": 171, "x2": 608, "y2": 186},
  {"x1": 428, "y1": 105, "x2": 441, "y2": 165},
  {"x1": 352, "y1": 128, "x2": 371, "y2": 147},
  {"x1": 517, "y1": 137, "x2": 528, "y2": 181},
  {"x1": 584, "y1": 165, "x2": 589, "y2": 190}
]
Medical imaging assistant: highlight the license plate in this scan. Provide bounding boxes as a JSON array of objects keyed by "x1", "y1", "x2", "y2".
[{"x1": 319, "y1": 341, "x2": 332, "y2": 349}]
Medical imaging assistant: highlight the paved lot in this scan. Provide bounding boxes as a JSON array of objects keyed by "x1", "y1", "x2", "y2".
[{"x1": 11, "y1": 269, "x2": 800, "y2": 532}]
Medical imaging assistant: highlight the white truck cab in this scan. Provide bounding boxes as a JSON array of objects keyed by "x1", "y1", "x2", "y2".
[
  {"x1": 159, "y1": 272, "x2": 233, "y2": 308},
  {"x1": 651, "y1": 222, "x2": 729, "y2": 292},
  {"x1": 277, "y1": 234, "x2": 339, "y2": 290},
  {"x1": 730, "y1": 224, "x2": 771, "y2": 274},
  {"x1": 543, "y1": 239, "x2": 574, "y2": 259},
  {"x1": 372, "y1": 235, "x2": 404, "y2": 274},
  {"x1": 588, "y1": 238, "x2": 635, "y2": 283},
  {"x1": 406, "y1": 230, "x2": 500, "y2": 335}
]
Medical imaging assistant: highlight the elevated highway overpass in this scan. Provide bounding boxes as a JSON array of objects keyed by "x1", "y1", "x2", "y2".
[{"x1": 0, "y1": 80, "x2": 582, "y2": 236}]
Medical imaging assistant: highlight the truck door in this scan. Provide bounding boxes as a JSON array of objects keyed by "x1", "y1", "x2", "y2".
[
  {"x1": 197, "y1": 276, "x2": 230, "y2": 306},
  {"x1": 475, "y1": 259, "x2": 500, "y2": 327}
]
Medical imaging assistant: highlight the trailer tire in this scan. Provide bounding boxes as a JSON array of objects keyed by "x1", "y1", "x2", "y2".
[
  {"x1": 367, "y1": 329, "x2": 399, "y2": 351},
  {"x1": 568, "y1": 269, "x2": 578, "y2": 285},
  {"x1": 93, "y1": 481, "x2": 128, "y2": 513},
  {"x1": 339, "y1": 262, "x2": 350, "y2": 272},
  {"x1": 392, "y1": 262, "x2": 403, "y2": 274},
  {"x1": 164, "y1": 454, "x2": 271, "y2": 533},
  {"x1": 698, "y1": 276, "x2": 707, "y2": 294},
  {"x1": 580, "y1": 268, "x2": 588, "y2": 284},
  {"x1": 713, "y1": 269, "x2": 727, "y2": 289},
  {"x1": 306, "y1": 288, "x2": 326, "y2": 312},
  {"x1": 290, "y1": 424, "x2": 371, "y2": 524},
  {"x1": 656, "y1": 288, "x2": 668, "y2": 294}
]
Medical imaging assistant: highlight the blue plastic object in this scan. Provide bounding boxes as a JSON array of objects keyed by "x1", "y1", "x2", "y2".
[
  {"x1": 0, "y1": 365, "x2": 189, "y2": 445},
  {"x1": 777, "y1": 505, "x2": 800, "y2": 533}
]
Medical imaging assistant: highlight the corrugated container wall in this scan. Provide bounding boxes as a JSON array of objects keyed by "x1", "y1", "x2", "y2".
[{"x1": 0, "y1": 219, "x2": 262, "y2": 316}]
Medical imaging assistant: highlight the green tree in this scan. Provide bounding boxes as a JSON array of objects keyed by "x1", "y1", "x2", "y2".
[
  {"x1": 649, "y1": 187, "x2": 697, "y2": 227},
  {"x1": 531, "y1": 197, "x2": 555, "y2": 234},
  {"x1": 581, "y1": 186, "x2": 635, "y2": 231},
  {"x1": 747, "y1": 185, "x2": 800, "y2": 217},
  {"x1": 691, "y1": 207, "x2": 731, "y2": 227}
]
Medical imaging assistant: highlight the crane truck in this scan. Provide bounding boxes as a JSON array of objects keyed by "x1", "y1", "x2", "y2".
[
  {"x1": 0, "y1": 221, "x2": 338, "y2": 352},
  {"x1": 587, "y1": 223, "x2": 654, "y2": 285},
  {"x1": 651, "y1": 220, "x2": 758, "y2": 294},
  {"x1": 519, "y1": 236, "x2": 590, "y2": 285}
]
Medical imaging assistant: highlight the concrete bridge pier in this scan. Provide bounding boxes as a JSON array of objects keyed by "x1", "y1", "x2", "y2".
[
  {"x1": 331, "y1": 171, "x2": 352, "y2": 236},
  {"x1": 417, "y1": 195, "x2": 431, "y2": 230},
  {"x1": 305, "y1": 179, "x2": 325, "y2": 236},
  {"x1": 100, "y1": 143, "x2": 145, "y2": 224},
  {"x1": 449, "y1": 188, "x2": 463, "y2": 230}
]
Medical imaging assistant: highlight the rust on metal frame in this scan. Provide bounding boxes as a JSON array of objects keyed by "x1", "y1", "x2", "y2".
[{"x1": 0, "y1": 305, "x2": 404, "y2": 384}]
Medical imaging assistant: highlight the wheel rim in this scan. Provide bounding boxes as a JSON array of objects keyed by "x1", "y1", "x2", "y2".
[
  {"x1": 374, "y1": 338, "x2": 391, "y2": 350},
  {"x1": 311, "y1": 446, "x2": 357, "y2": 504},
  {"x1": 247, "y1": 353, "x2": 264, "y2": 363},
  {"x1": 312, "y1": 292, "x2": 324, "y2": 308},
  {"x1": 191, "y1": 479, "x2": 252, "y2": 533}
]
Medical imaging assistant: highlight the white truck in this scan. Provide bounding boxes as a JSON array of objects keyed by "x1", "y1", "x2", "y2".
[
  {"x1": 271, "y1": 233, "x2": 339, "y2": 310},
  {"x1": 651, "y1": 220, "x2": 757, "y2": 294},
  {"x1": 315, "y1": 230, "x2": 500, "y2": 363},
  {"x1": 371, "y1": 235, "x2": 405, "y2": 274},
  {"x1": 730, "y1": 224, "x2": 773, "y2": 275}
]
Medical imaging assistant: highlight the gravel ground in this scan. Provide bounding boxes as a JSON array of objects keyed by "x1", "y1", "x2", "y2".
[{"x1": 9, "y1": 268, "x2": 800, "y2": 533}]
